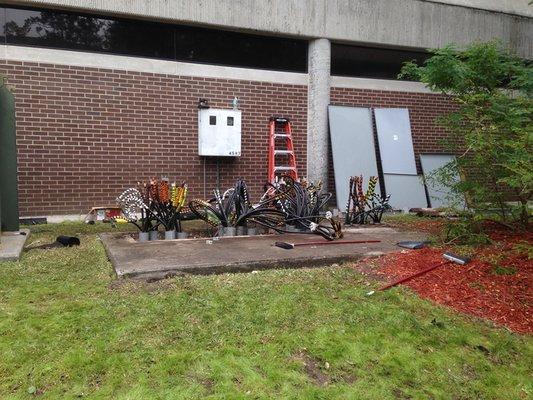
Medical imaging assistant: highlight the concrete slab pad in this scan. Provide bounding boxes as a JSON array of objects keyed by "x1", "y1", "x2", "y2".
[
  {"x1": 100, "y1": 230, "x2": 426, "y2": 280},
  {"x1": 0, "y1": 229, "x2": 30, "y2": 261},
  {"x1": 343, "y1": 226, "x2": 397, "y2": 234}
]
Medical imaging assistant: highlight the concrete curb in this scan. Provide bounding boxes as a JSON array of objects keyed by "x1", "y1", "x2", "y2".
[{"x1": 0, "y1": 229, "x2": 30, "y2": 261}]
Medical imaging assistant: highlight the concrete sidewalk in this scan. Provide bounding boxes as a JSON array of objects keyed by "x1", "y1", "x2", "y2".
[
  {"x1": 100, "y1": 228, "x2": 425, "y2": 280},
  {"x1": 0, "y1": 230, "x2": 30, "y2": 261}
]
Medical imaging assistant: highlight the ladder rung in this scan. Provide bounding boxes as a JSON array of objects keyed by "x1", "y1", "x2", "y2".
[
  {"x1": 270, "y1": 116, "x2": 290, "y2": 123},
  {"x1": 274, "y1": 134, "x2": 290, "y2": 138},
  {"x1": 274, "y1": 150, "x2": 294, "y2": 155},
  {"x1": 274, "y1": 166, "x2": 296, "y2": 171}
]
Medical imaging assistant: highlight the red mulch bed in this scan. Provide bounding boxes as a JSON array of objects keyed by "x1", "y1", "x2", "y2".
[
  {"x1": 375, "y1": 225, "x2": 532, "y2": 334},
  {"x1": 386, "y1": 218, "x2": 445, "y2": 236}
]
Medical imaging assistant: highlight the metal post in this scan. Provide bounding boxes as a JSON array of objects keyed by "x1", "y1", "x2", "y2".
[{"x1": 0, "y1": 82, "x2": 20, "y2": 232}]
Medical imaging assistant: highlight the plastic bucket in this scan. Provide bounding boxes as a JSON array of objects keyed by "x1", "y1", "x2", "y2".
[
  {"x1": 236, "y1": 226, "x2": 247, "y2": 236},
  {"x1": 221, "y1": 227, "x2": 236, "y2": 237},
  {"x1": 138, "y1": 231, "x2": 149, "y2": 242}
]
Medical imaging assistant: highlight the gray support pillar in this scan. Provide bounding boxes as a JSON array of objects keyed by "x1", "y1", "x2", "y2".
[{"x1": 307, "y1": 38, "x2": 331, "y2": 188}]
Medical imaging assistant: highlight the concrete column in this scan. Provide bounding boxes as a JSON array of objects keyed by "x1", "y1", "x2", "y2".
[{"x1": 307, "y1": 38, "x2": 331, "y2": 188}]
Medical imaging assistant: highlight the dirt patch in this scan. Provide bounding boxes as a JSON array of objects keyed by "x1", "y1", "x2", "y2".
[
  {"x1": 342, "y1": 373, "x2": 357, "y2": 384},
  {"x1": 332, "y1": 371, "x2": 357, "y2": 384},
  {"x1": 392, "y1": 387, "x2": 412, "y2": 399},
  {"x1": 373, "y1": 227, "x2": 532, "y2": 334},
  {"x1": 292, "y1": 351, "x2": 330, "y2": 386},
  {"x1": 200, "y1": 378, "x2": 215, "y2": 393},
  {"x1": 385, "y1": 217, "x2": 445, "y2": 236}
]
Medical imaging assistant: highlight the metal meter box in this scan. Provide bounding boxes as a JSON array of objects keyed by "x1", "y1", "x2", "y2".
[{"x1": 198, "y1": 108, "x2": 241, "y2": 156}]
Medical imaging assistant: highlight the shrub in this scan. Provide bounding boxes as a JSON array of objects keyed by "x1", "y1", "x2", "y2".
[
  {"x1": 441, "y1": 216, "x2": 491, "y2": 246},
  {"x1": 400, "y1": 41, "x2": 532, "y2": 228}
]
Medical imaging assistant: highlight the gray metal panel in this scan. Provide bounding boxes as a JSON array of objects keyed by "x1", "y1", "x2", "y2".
[
  {"x1": 384, "y1": 174, "x2": 427, "y2": 211},
  {"x1": 328, "y1": 106, "x2": 379, "y2": 211},
  {"x1": 420, "y1": 154, "x2": 464, "y2": 208},
  {"x1": 374, "y1": 108, "x2": 417, "y2": 175}
]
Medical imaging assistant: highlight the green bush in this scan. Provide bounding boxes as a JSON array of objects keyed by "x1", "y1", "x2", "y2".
[
  {"x1": 441, "y1": 216, "x2": 491, "y2": 246},
  {"x1": 400, "y1": 41, "x2": 532, "y2": 228}
]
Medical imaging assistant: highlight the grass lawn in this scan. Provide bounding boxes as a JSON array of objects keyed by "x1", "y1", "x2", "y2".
[{"x1": 1, "y1": 222, "x2": 531, "y2": 399}]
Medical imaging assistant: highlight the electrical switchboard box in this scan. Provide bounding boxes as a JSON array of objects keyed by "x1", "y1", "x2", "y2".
[{"x1": 198, "y1": 108, "x2": 241, "y2": 156}]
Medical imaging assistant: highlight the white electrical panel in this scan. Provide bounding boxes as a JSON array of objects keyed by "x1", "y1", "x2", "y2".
[{"x1": 198, "y1": 108, "x2": 241, "y2": 156}]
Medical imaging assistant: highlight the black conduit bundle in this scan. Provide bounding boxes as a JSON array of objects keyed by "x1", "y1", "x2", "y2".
[
  {"x1": 189, "y1": 179, "x2": 288, "y2": 231},
  {"x1": 267, "y1": 177, "x2": 342, "y2": 240},
  {"x1": 189, "y1": 177, "x2": 343, "y2": 240}
]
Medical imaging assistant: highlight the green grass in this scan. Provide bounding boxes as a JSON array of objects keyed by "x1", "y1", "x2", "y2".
[{"x1": 0, "y1": 222, "x2": 531, "y2": 399}]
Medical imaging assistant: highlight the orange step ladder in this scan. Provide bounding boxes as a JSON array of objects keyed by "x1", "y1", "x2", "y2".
[{"x1": 268, "y1": 116, "x2": 299, "y2": 184}]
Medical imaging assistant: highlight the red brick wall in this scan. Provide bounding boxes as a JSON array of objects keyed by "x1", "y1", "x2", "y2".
[
  {"x1": 0, "y1": 60, "x2": 307, "y2": 215},
  {"x1": 0, "y1": 58, "x2": 457, "y2": 216},
  {"x1": 329, "y1": 87, "x2": 457, "y2": 201}
]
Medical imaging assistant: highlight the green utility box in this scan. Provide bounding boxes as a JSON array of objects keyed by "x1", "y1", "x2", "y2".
[{"x1": 0, "y1": 80, "x2": 20, "y2": 232}]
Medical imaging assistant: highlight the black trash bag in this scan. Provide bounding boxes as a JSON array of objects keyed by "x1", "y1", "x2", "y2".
[
  {"x1": 26, "y1": 236, "x2": 81, "y2": 250},
  {"x1": 56, "y1": 236, "x2": 81, "y2": 247}
]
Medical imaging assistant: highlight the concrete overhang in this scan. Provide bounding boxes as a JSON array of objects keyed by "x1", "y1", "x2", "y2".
[
  {"x1": 426, "y1": 0, "x2": 533, "y2": 18},
  {"x1": 2, "y1": 0, "x2": 532, "y2": 58}
]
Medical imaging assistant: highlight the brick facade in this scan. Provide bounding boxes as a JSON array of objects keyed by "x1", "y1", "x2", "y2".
[
  {"x1": 0, "y1": 60, "x2": 456, "y2": 216},
  {"x1": 0, "y1": 60, "x2": 307, "y2": 215}
]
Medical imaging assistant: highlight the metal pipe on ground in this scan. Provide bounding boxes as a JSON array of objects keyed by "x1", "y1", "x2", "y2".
[
  {"x1": 275, "y1": 239, "x2": 381, "y2": 249},
  {"x1": 366, "y1": 252, "x2": 470, "y2": 295}
]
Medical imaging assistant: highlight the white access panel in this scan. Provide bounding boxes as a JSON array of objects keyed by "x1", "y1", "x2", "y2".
[
  {"x1": 328, "y1": 106, "x2": 380, "y2": 211},
  {"x1": 198, "y1": 109, "x2": 241, "y2": 156},
  {"x1": 374, "y1": 108, "x2": 417, "y2": 175},
  {"x1": 384, "y1": 174, "x2": 428, "y2": 211}
]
